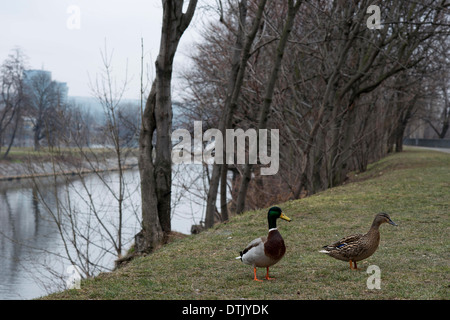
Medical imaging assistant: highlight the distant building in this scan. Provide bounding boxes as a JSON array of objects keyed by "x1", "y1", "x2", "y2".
[
  {"x1": 55, "y1": 82, "x2": 69, "y2": 104},
  {"x1": 23, "y1": 69, "x2": 52, "y2": 83},
  {"x1": 23, "y1": 69, "x2": 69, "y2": 104}
]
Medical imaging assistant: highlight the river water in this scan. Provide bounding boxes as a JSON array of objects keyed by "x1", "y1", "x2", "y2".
[{"x1": 0, "y1": 165, "x2": 206, "y2": 299}]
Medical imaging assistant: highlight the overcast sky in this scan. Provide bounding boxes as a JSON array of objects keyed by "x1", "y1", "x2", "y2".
[{"x1": 0, "y1": 0, "x2": 212, "y2": 100}]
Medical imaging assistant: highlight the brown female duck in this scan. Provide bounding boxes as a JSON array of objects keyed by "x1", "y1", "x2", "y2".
[{"x1": 319, "y1": 212, "x2": 397, "y2": 269}]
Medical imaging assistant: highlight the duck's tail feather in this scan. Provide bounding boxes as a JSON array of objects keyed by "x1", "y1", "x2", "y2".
[{"x1": 235, "y1": 251, "x2": 243, "y2": 261}]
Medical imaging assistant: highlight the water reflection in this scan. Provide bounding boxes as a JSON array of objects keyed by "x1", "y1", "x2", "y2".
[
  {"x1": 0, "y1": 184, "x2": 61, "y2": 299},
  {"x1": 0, "y1": 165, "x2": 207, "y2": 300}
]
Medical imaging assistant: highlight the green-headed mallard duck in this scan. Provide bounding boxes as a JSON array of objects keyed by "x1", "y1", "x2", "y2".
[
  {"x1": 319, "y1": 212, "x2": 397, "y2": 269},
  {"x1": 236, "y1": 206, "x2": 291, "y2": 281}
]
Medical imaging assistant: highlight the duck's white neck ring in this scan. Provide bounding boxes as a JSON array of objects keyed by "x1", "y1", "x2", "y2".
[{"x1": 269, "y1": 228, "x2": 278, "y2": 232}]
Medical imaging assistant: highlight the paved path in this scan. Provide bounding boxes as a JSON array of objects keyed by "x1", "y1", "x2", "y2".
[{"x1": 405, "y1": 146, "x2": 450, "y2": 154}]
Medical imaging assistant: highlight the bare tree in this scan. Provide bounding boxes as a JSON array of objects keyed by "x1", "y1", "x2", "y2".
[
  {"x1": 204, "y1": 0, "x2": 268, "y2": 228},
  {"x1": 136, "y1": 0, "x2": 198, "y2": 253},
  {"x1": 235, "y1": 0, "x2": 303, "y2": 214},
  {"x1": 293, "y1": 0, "x2": 449, "y2": 195},
  {"x1": 422, "y1": 78, "x2": 450, "y2": 139},
  {"x1": 88, "y1": 43, "x2": 134, "y2": 257},
  {"x1": 26, "y1": 47, "x2": 141, "y2": 284},
  {"x1": 23, "y1": 70, "x2": 61, "y2": 151},
  {"x1": 183, "y1": 0, "x2": 449, "y2": 213},
  {"x1": 0, "y1": 48, "x2": 26, "y2": 158}
]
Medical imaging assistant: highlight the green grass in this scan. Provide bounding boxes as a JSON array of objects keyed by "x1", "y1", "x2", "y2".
[
  {"x1": 43, "y1": 148, "x2": 450, "y2": 300},
  {"x1": 2, "y1": 146, "x2": 118, "y2": 160},
  {"x1": 1, "y1": 147, "x2": 138, "y2": 168}
]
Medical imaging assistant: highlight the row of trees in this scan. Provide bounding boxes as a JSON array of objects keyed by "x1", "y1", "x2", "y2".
[
  {"x1": 0, "y1": 49, "x2": 64, "y2": 154},
  {"x1": 180, "y1": 0, "x2": 450, "y2": 220},
  {"x1": 135, "y1": 0, "x2": 449, "y2": 253},
  {"x1": 0, "y1": 48, "x2": 140, "y2": 157},
  {"x1": 0, "y1": 49, "x2": 73, "y2": 155}
]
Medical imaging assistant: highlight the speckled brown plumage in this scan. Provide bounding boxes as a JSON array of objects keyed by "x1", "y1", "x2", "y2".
[{"x1": 320, "y1": 212, "x2": 397, "y2": 269}]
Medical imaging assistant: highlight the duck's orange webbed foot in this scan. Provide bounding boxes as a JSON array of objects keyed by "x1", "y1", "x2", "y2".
[
  {"x1": 253, "y1": 267, "x2": 263, "y2": 282},
  {"x1": 265, "y1": 267, "x2": 275, "y2": 280}
]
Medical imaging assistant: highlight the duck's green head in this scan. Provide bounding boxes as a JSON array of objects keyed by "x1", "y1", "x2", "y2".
[{"x1": 267, "y1": 206, "x2": 291, "y2": 229}]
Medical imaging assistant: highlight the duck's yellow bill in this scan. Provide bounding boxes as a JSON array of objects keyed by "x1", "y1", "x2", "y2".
[{"x1": 280, "y1": 212, "x2": 291, "y2": 222}]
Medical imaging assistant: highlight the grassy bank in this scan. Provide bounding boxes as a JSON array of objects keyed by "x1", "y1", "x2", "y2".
[
  {"x1": 0, "y1": 147, "x2": 138, "y2": 181},
  {"x1": 44, "y1": 148, "x2": 449, "y2": 299},
  {"x1": 1, "y1": 146, "x2": 122, "y2": 163}
]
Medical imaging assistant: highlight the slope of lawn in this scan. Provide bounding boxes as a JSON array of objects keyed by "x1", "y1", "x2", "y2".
[{"x1": 43, "y1": 148, "x2": 450, "y2": 299}]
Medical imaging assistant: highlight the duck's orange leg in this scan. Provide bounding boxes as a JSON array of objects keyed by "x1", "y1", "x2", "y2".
[
  {"x1": 265, "y1": 267, "x2": 275, "y2": 280},
  {"x1": 253, "y1": 267, "x2": 263, "y2": 282},
  {"x1": 353, "y1": 261, "x2": 358, "y2": 269},
  {"x1": 349, "y1": 260, "x2": 358, "y2": 270}
]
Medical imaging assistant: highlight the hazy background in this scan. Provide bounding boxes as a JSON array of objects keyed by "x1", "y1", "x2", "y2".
[{"x1": 0, "y1": 0, "x2": 208, "y2": 100}]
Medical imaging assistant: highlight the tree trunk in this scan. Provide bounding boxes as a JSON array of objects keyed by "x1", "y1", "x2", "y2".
[
  {"x1": 329, "y1": 103, "x2": 357, "y2": 188},
  {"x1": 34, "y1": 123, "x2": 41, "y2": 151},
  {"x1": 204, "y1": 0, "x2": 267, "y2": 228},
  {"x1": 395, "y1": 105, "x2": 415, "y2": 152},
  {"x1": 136, "y1": 0, "x2": 197, "y2": 254},
  {"x1": 292, "y1": 3, "x2": 361, "y2": 199},
  {"x1": 235, "y1": 0, "x2": 303, "y2": 214},
  {"x1": 3, "y1": 108, "x2": 21, "y2": 159},
  {"x1": 220, "y1": 163, "x2": 229, "y2": 222},
  {"x1": 395, "y1": 124, "x2": 406, "y2": 152},
  {"x1": 439, "y1": 85, "x2": 450, "y2": 139}
]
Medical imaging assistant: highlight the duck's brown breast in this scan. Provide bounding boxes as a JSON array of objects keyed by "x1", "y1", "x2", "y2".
[
  {"x1": 354, "y1": 230, "x2": 381, "y2": 261},
  {"x1": 264, "y1": 229, "x2": 286, "y2": 261}
]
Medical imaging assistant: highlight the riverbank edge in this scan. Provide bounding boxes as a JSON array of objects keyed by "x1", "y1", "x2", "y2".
[{"x1": 0, "y1": 157, "x2": 138, "y2": 182}]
